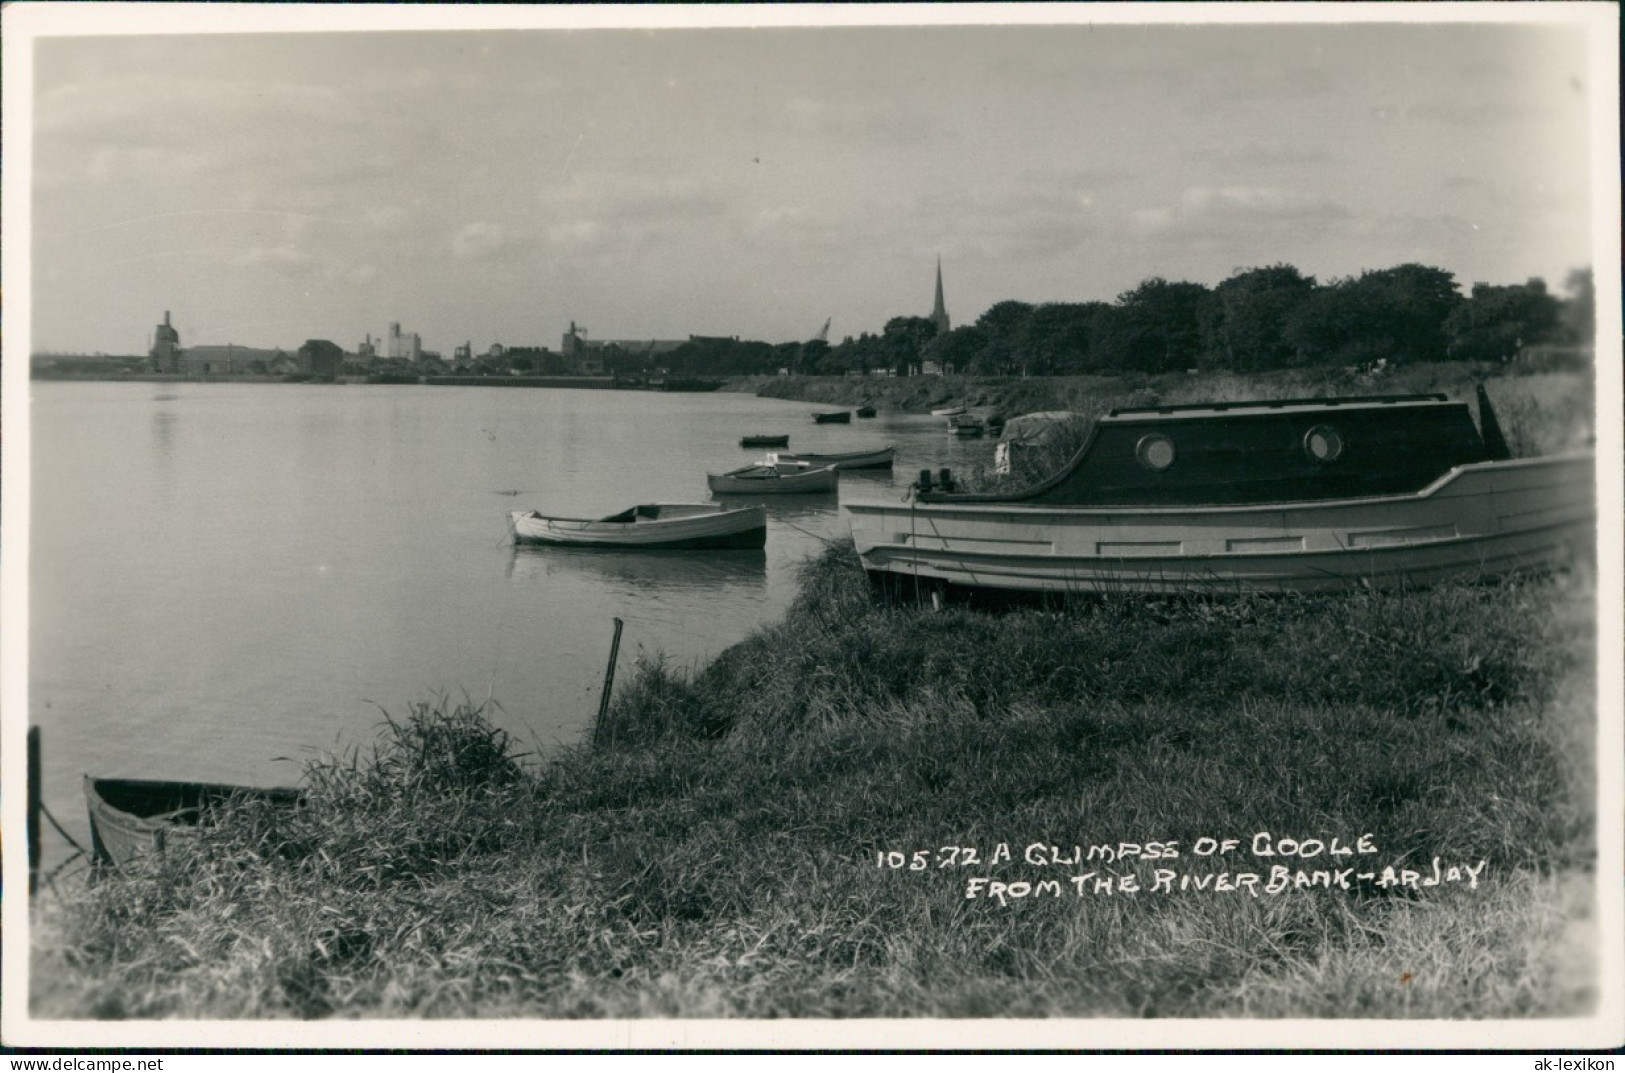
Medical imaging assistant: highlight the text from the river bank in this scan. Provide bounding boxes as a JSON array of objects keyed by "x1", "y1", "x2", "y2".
[{"x1": 874, "y1": 832, "x2": 1490, "y2": 903}]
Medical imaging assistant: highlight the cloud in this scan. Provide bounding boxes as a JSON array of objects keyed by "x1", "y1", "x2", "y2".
[
  {"x1": 1183, "y1": 144, "x2": 1337, "y2": 170},
  {"x1": 536, "y1": 175, "x2": 730, "y2": 254},
  {"x1": 1403, "y1": 101, "x2": 1538, "y2": 127},
  {"x1": 780, "y1": 96, "x2": 950, "y2": 147},
  {"x1": 230, "y1": 245, "x2": 320, "y2": 276},
  {"x1": 1131, "y1": 187, "x2": 1350, "y2": 236},
  {"x1": 452, "y1": 221, "x2": 520, "y2": 262},
  {"x1": 539, "y1": 175, "x2": 729, "y2": 223}
]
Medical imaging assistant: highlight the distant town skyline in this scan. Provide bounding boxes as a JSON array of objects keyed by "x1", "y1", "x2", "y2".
[{"x1": 16, "y1": 6, "x2": 1608, "y2": 356}]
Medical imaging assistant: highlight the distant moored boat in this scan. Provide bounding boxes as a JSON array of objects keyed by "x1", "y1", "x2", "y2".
[
  {"x1": 813, "y1": 411, "x2": 852, "y2": 424},
  {"x1": 771, "y1": 445, "x2": 895, "y2": 470},
  {"x1": 511, "y1": 502, "x2": 767, "y2": 549},
  {"x1": 708, "y1": 461, "x2": 839, "y2": 495}
]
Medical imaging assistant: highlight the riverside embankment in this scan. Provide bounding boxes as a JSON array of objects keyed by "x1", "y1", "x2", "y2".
[{"x1": 31, "y1": 534, "x2": 1599, "y2": 1021}]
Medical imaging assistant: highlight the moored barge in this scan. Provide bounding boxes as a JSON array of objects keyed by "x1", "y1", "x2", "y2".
[{"x1": 845, "y1": 391, "x2": 1594, "y2": 596}]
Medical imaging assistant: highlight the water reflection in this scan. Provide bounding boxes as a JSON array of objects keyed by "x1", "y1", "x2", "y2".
[
  {"x1": 507, "y1": 544, "x2": 767, "y2": 597},
  {"x1": 709, "y1": 493, "x2": 839, "y2": 526},
  {"x1": 151, "y1": 409, "x2": 178, "y2": 451}
]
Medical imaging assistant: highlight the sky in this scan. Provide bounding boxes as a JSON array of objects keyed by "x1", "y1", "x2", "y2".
[{"x1": 18, "y1": 6, "x2": 1607, "y2": 356}]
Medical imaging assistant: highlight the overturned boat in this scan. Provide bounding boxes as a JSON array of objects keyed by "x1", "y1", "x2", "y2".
[
  {"x1": 511, "y1": 502, "x2": 767, "y2": 549},
  {"x1": 845, "y1": 390, "x2": 1595, "y2": 596}
]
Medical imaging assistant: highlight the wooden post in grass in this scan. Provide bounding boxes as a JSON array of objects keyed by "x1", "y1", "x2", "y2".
[
  {"x1": 593, "y1": 618, "x2": 625, "y2": 748},
  {"x1": 28, "y1": 726, "x2": 41, "y2": 896}
]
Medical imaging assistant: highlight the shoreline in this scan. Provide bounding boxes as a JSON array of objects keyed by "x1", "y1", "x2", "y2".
[{"x1": 31, "y1": 539, "x2": 1600, "y2": 1020}]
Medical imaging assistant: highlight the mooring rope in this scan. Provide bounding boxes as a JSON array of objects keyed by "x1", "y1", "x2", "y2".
[{"x1": 40, "y1": 800, "x2": 86, "y2": 855}]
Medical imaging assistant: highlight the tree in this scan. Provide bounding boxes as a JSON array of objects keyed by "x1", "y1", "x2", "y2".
[
  {"x1": 1558, "y1": 267, "x2": 1595, "y2": 346},
  {"x1": 1024, "y1": 302, "x2": 1107, "y2": 375},
  {"x1": 1445, "y1": 279, "x2": 1560, "y2": 362},
  {"x1": 1283, "y1": 264, "x2": 1461, "y2": 366},
  {"x1": 923, "y1": 325, "x2": 989, "y2": 375},
  {"x1": 799, "y1": 338, "x2": 830, "y2": 373},
  {"x1": 971, "y1": 301, "x2": 1035, "y2": 374},
  {"x1": 1100, "y1": 278, "x2": 1212, "y2": 373},
  {"x1": 1352, "y1": 263, "x2": 1463, "y2": 364},
  {"x1": 882, "y1": 316, "x2": 939, "y2": 375},
  {"x1": 1204, "y1": 264, "x2": 1317, "y2": 371}
]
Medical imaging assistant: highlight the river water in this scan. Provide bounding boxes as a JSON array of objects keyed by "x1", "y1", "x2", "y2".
[{"x1": 27, "y1": 380, "x2": 997, "y2": 858}]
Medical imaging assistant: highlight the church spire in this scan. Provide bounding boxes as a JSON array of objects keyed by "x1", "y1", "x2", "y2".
[{"x1": 930, "y1": 257, "x2": 950, "y2": 335}]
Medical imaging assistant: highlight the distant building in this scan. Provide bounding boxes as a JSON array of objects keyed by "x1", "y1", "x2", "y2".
[
  {"x1": 561, "y1": 321, "x2": 685, "y2": 374},
  {"x1": 177, "y1": 344, "x2": 283, "y2": 377},
  {"x1": 357, "y1": 333, "x2": 377, "y2": 363},
  {"x1": 150, "y1": 311, "x2": 182, "y2": 373},
  {"x1": 929, "y1": 257, "x2": 950, "y2": 336},
  {"x1": 297, "y1": 339, "x2": 344, "y2": 381},
  {"x1": 386, "y1": 322, "x2": 424, "y2": 364}
]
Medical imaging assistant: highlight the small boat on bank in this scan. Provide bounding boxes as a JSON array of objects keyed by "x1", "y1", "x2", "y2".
[
  {"x1": 708, "y1": 461, "x2": 839, "y2": 495},
  {"x1": 847, "y1": 390, "x2": 1595, "y2": 597},
  {"x1": 931, "y1": 406, "x2": 966, "y2": 418},
  {"x1": 856, "y1": 405, "x2": 878, "y2": 418},
  {"x1": 84, "y1": 776, "x2": 303, "y2": 868},
  {"x1": 994, "y1": 412, "x2": 1093, "y2": 476},
  {"x1": 740, "y1": 434, "x2": 791, "y2": 449},
  {"x1": 511, "y1": 502, "x2": 767, "y2": 549},
  {"x1": 771, "y1": 445, "x2": 896, "y2": 470},
  {"x1": 951, "y1": 418, "x2": 986, "y2": 438},
  {"x1": 813, "y1": 411, "x2": 852, "y2": 424}
]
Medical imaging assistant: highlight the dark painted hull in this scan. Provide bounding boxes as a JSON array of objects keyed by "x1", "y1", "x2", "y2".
[{"x1": 923, "y1": 395, "x2": 1495, "y2": 508}]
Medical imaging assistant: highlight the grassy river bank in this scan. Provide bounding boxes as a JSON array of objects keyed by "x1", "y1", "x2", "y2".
[
  {"x1": 30, "y1": 366, "x2": 1602, "y2": 1022},
  {"x1": 32, "y1": 544, "x2": 1599, "y2": 1019}
]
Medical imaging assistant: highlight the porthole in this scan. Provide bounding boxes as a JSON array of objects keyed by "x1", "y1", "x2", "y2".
[
  {"x1": 1135, "y1": 433, "x2": 1176, "y2": 471},
  {"x1": 1304, "y1": 424, "x2": 1344, "y2": 463}
]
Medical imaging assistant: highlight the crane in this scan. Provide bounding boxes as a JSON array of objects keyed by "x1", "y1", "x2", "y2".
[{"x1": 813, "y1": 318, "x2": 831, "y2": 343}]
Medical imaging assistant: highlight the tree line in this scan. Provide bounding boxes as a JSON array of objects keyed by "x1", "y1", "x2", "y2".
[{"x1": 635, "y1": 262, "x2": 1594, "y2": 379}]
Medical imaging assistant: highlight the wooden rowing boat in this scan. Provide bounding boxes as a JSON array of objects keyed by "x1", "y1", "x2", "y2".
[
  {"x1": 813, "y1": 411, "x2": 851, "y2": 424},
  {"x1": 740, "y1": 434, "x2": 791, "y2": 449},
  {"x1": 856, "y1": 405, "x2": 877, "y2": 418},
  {"x1": 770, "y1": 445, "x2": 895, "y2": 470},
  {"x1": 847, "y1": 391, "x2": 1595, "y2": 596},
  {"x1": 511, "y1": 502, "x2": 767, "y2": 549},
  {"x1": 84, "y1": 776, "x2": 302, "y2": 868},
  {"x1": 707, "y1": 461, "x2": 839, "y2": 495},
  {"x1": 931, "y1": 406, "x2": 966, "y2": 417}
]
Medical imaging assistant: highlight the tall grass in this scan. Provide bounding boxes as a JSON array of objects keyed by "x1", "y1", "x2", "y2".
[{"x1": 34, "y1": 537, "x2": 1598, "y2": 1019}]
